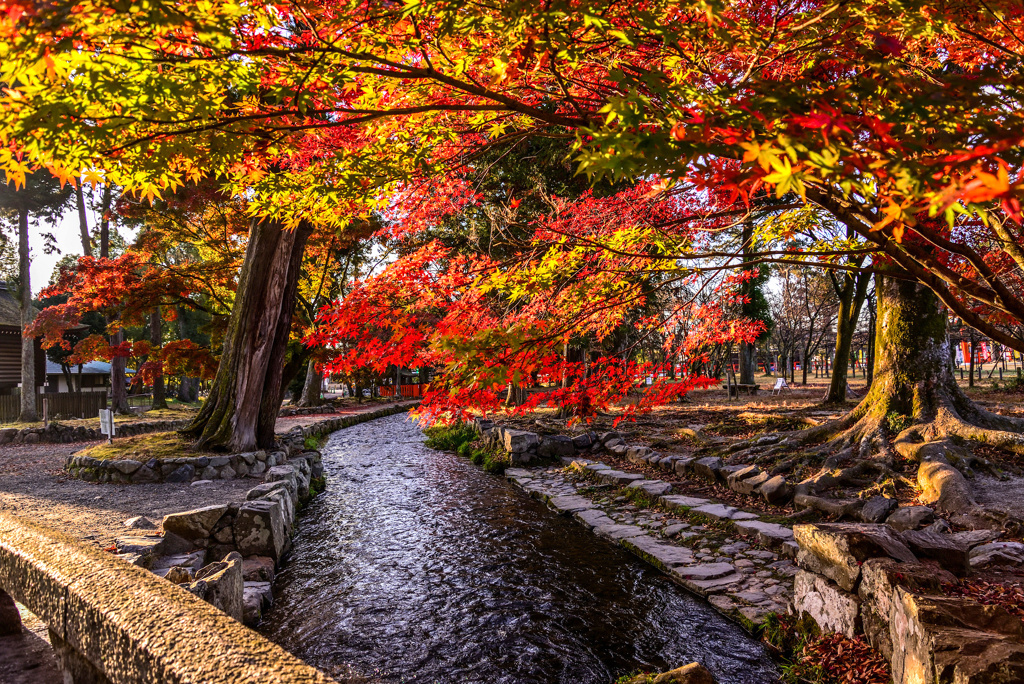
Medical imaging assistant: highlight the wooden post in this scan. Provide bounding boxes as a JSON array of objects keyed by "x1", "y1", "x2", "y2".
[{"x1": 42, "y1": 396, "x2": 48, "y2": 428}]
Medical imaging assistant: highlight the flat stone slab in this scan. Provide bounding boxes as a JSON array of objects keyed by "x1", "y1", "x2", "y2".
[
  {"x1": 505, "y1": 468, "x2": 535, "y2": 479},
  {"x1": 621, "y1": 536, "x2": 695, "y2": 568},
  {"x1": 659, "y1": 495, "x2": 711, "y2": 511},
  {"x1": 547, "y1": 495, "x2": 597, "y2": 513},
  {"x1": 672, "y1": 562, "x2": 736, "y2": 580},
  {"x1": 584, "y1": 463, "x2": 611, "y2": 472},
  {"x1": 597, "y1": 470, "x2": 646, "y2": 486},
  {"x1": 690, "y1": 504, "x2": 743, "y2": 521},
  {"x1": 627, "y1": 480, "x2": 673, "y2": 496},
  {"x1": 575, "y1": 509, "x2": 614, "y2": 528},
  {"x1": 734, "y1": 520, "x2": 795, "y2": 547},
  {"x1": 682, "y1": 573, "x2": 746, "y2": 594},
  {"x1": 593, "y1": 523, "x2": 647, "y2": 540}
]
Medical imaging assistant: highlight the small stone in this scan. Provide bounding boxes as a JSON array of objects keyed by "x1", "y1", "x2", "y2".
[
  {"x1": 662, "y1": 523, "x2": 689, "y2": 537},
  {"x1": 164, "y1": 566, "x2": 193, "y2": 584},
  {"x1": 673, "y1": 562, "x2": 735, "y2": 580},
  {"x1": 164, "y1": 463, "x2": 195, "y2": 483},
  {"x1": 123, "y1": 516, "x2": 157, "y2": 530},
  {"x1": 190, "y1": 479, "x2": 216, "y2": 488},
  {"x1": 219, "y1": 465, "x2": 237, "y2": 480},
  {"x1": 758, "y1": 475, "x2": 793, "y2": 504}
]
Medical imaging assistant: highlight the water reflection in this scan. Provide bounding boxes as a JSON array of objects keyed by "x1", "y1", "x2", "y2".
[{"x1": 260, "y1": 415, "x2": 778, "y2": 684}]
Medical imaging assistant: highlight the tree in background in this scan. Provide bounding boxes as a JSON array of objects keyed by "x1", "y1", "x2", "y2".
[{"x1": 0, "y1": 171, "x2": 70, "y2": 420}]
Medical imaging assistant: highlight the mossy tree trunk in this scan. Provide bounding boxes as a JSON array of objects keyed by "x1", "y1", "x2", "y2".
[
  {"x1": 182, "y1": 218, "x2": 314, "y2": 451},
  {"x1": 297, "y1": 359, "x2": 320, "y2": 407}
]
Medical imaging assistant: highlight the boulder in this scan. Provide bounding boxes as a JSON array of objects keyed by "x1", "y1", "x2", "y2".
[
  {"x1": 794, "y1": 569, "x2": 861, "y2": 638},
  {"x1": 233, "y1": 499, "x2": 289, "y2": 561},
  {"x1": 571, "y1": 433, "x2": 593, "y2": 449},
  {"x1": 242, "y1": 582, "x2": 273, "y2": 626},
  {"x1": 185, "y1": 553, "x2": 243, "y2": 622},
  {"x1": 502, "y1": 429, "x2": 539, "y2": 453},
  {"x1": 162, "y1": 504, "x2": 230, "y2": 541},
  {"x1": 538, "y1": 435, "x2": 576, "y2": 459},
  {"x1": 969, "y1": 541, "x2": 1024, "y2": 569},
  {"x1": 0, "y1": 589, "x2": 22, "y2": 635},
  {"x1": 673, "y1": 457, "x2": 694, "y2": 476},
  {"x1": 245, "y1": 481, "x2": 288, "y2": 501},
  {"x1": 794, "y1": 523, "x2": 917, "y2": 591},
  {"x1": 264, "y1": 466, "x2": 299, "y2": 501},
  {"x1": 692, "y1": 456, "x2": 723, "y2": 481},
  {"x1": 900, "y1": 529, "x2": 970, "y2": 577},
  {"x1": 885, "y1": 506, "x2": 936, "y2": 531},
  {"x1": 860, "y1": 496, "x2": 899, "y2": 524},
  {"x1": 164, "y1": 566, "x2": 193, "y2": 584},
  {"x1": 758, "y1": 475, "x2": 793, "y2": 504},
  {"x1": 890, "y1": 590, "x2": 1024, "y2": 684},
  {"x1": 132, "y1": 465, "x2": 160, "y2": 483}
]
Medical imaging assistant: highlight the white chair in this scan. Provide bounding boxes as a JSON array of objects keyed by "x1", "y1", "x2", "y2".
[{"x1": 770, "y1": 377, "x2": 791, "y2": 396}]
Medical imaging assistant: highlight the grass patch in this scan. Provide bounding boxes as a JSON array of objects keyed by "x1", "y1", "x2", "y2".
[
  {"x1": 76, "y1": 431, "x2": 214, "y2": 461},
  {"x1": 424, "y1": 423, "x2": 477, "y2": 452}
]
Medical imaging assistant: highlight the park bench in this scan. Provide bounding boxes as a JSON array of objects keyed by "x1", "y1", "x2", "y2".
[{"x1": 722, "y1": 373, "x2": 759, "y2": 397}]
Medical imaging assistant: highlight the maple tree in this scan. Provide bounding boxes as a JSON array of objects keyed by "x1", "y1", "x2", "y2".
[{"x1": 3, "y1": 0, "x2": 1024, "y2": 469}]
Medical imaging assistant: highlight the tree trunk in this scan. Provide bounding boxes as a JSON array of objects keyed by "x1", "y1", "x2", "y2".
[
  {"x1": 298, "y1": 359, "x2": 320, "y2": 407},
  {"x1": 17, "y1": 208, "x2": 37, "y2": 422},
  {"x1": 109, "y1": 329, "x2": 129, "y2": 413},
  {"x1": 150, "y1": 308, "x2": 167, "y2": 410},
  {"x1": 823, "y1": 271, "x2": 869, "y2": 403},
  {"x1": 182, "y1": 218, "x2": 313, "y2": 451},
  {"x1": 76, "y1": 185, "x2": 92, "y2": 256}
]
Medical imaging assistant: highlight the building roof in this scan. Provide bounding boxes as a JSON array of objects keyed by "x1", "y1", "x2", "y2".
[{"x1": 46, "y1": 360, "x2": 112, "y2": 375}]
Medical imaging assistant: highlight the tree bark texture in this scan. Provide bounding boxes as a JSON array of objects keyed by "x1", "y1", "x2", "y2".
[
  {"x1": 75, "y1": 185, "x2": 92, "y2": 257},
  {"x1": 150, "y1": 308, "x2": 167, "y2": 409},
  {"x1": 823, "y1": 270, "x2": 869, "y2": 403},
  {"x1": 298, "y1": 359, "x2": 320, "y2": 406},
  {"x1": 17, "y1": 208, "x2": 37, "y2": 422},
  {"x1": 183, "y1": 218, "x2": 313, "y2": 451}
]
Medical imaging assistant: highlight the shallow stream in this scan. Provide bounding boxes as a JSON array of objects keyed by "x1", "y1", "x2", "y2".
[{"x1": 260, "y1": 415, "x2": 778, "y2": 683}]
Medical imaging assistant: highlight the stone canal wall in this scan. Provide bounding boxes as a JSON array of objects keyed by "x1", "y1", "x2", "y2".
[
  {"x1": 0, "y1": 512, "x2": 334, "y2": 684},
  {"x1": 64, "y1": 403, "x2": 415, "y2": 484},
  {"x1": 791, "y1": 522, "x2": 1024, "y2": 683}
]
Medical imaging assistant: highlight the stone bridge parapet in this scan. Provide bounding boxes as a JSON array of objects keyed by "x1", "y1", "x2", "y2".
[{"x1": 0, "y1": 512, "x2": 335, "y2": 684}]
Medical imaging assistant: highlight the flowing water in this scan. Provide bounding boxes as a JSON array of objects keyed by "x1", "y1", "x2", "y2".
[{"x1": 260, "y1": 415, "x2": 779, "y2": 684}]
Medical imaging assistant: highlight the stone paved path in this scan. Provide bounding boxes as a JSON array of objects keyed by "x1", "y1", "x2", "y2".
[{"x1": 506, "y1": 457, "x2": 799, "y2": 624}]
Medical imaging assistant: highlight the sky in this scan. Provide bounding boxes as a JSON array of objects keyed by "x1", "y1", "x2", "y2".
[{"x1": 24, "y1": 206, "x2": 137, "y2": 296}]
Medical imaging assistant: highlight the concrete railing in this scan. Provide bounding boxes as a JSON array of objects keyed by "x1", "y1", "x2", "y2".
[{"x1": 0, "y1": 513, "x2": 334, "y2": 684}]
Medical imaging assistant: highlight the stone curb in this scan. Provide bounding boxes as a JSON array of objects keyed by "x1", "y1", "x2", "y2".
[
  {"x1": 64, "y1": 403, "x2": 418, "y2": 484},
  {"x1": 0, "y1": 419, "x2": 190, "y2": 446}
]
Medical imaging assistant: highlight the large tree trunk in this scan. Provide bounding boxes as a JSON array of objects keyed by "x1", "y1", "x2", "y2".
[
  {"x1": 297, "y1": 359, "x2": 321, "y2": 407},
  {"x1": 17, "y1": 208, "x2": 37, "y2": 422},
  {"x1": 823, "y1": 270, "x2": 869, "y2": 403},
  {"x1": 150, "y1": 308, "x2": 167, "y2": 410},
  {"x1": 97, "y1": 185, "x2": 130, "y2": 414},
  {"x1": 182, "y1": 218, "x2": 313, "y2": 451}
]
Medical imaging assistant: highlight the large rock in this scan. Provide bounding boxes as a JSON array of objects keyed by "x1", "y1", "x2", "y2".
[
  {"x1": 692, "y1": 456, "x2": 723, "y2": 481},
  {"x1": 860, "y1": 496, "x2": 899, "y2": 523},
  {"x1": 502, "y1": 429, "x2": 539, "y2": 453},
  {"x1": 162, "y1": 504, "x2": 230, "y2": 541},
  {"x1": 164, "y1": 463, "x2": 195, "y2": 483},
  {"x1": 793, "y1": 569, "x2": 861, "y2": 638},
  {"x1": 900, "y1": 529, "x2": 970, "y2": 576},
  {"x1": 264, "y1": 466, "x2": 299, "y2": 501},
  {"x1": 794, "y1": 523, "x2": 917, "y2": 591},
  {"x1": 885, "y1": 505, "x2": 935, "y2": 531},
  {"x1": 858, "y1": 558, "x2": 956, "y2": 660},
  {"x1": 537, "y1": 435, "x2": 576, "y2": 459},
  {"x1": 969, "y1": 541, "x2": 1024, "y2": 569},
  {"x1": 758, "y1": 475, "x2": 793, "y2": 504},
  {"x1": 890, "y1": 590, "x2": 1024, "y2": 684},
  {"x1": 233, "y1": 499, "x2": 289, "y2": 561},
  {"x1": 185, "y1": 553, "x2": 244, "y2": 622}
]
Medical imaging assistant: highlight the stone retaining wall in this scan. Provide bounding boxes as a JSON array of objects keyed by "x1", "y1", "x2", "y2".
[
  {"x1": 0, "y1": 419, "x2": 189, "y2": 446},
  {"x1": 0, "y1": 512, "x2": 334, "y2": 684},
  {"x1": 64, "y1": 403, "x2": 416, "y2": 484},
  {"x1": 482, "y1": 421, "x2": 945, "y2": 531},
  {"x1": 791, "y1": 521, "x2": 1024, "y2": 683}
]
